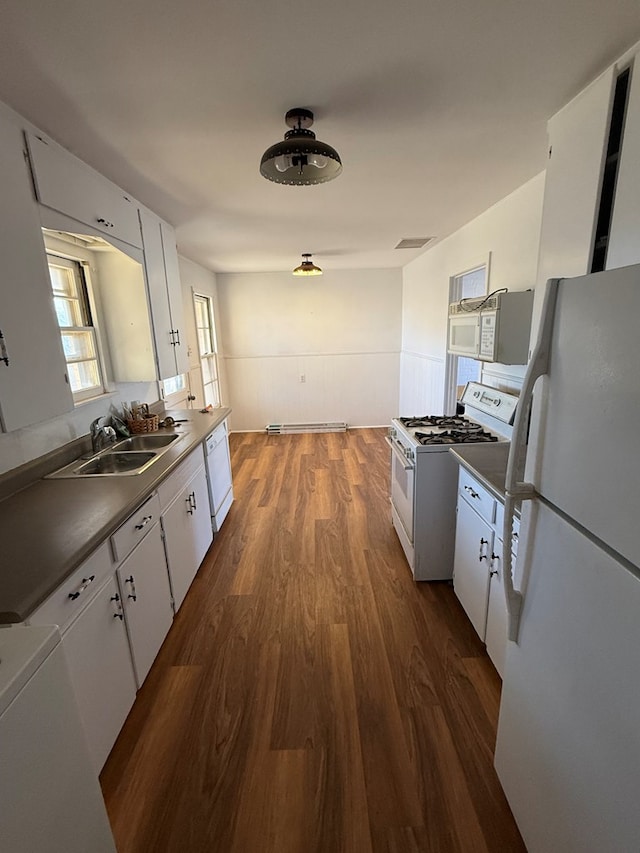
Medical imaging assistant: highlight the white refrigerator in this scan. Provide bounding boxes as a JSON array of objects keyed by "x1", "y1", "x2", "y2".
[{"x1": 494, "y1": 264, "x2": 640, "y2": 853}]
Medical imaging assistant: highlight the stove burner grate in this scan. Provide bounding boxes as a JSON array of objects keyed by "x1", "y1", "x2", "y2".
[
  {"x1": 400, "y1": 415, "x2": 472, "y2": 429},
  {"x1": 414, "y1": 429, "x2": 499, "y2": 446}
]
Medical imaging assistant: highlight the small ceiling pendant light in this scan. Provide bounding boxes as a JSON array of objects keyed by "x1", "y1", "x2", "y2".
[
  {"x1": 260, "y1": 108, "x2": 342, "y2": 186},
  {"x1": 292, "y1": 253, "x2": 323, "y2": 276}
]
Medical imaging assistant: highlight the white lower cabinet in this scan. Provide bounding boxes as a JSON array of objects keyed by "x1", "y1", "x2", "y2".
[
  {"x1": 453, "y1": 466, "x2": 520, "y2": 676},
  {"x1": 0, "y1": 629, "x2": 117, "y2": 853},
  {"x1": 485, "y1": 520, "x2": 520, "y2": 678},
  {"x1": 28, "y1": 542, "x2": 136, "y2": 773},
  {"x1": 485, "y1": 537, "x2": 508, "y2": 677},
  {"x1": 61, "y1": 575, "x2": 137, "y2": 773},
  {"x1": 453, "y1": 495, "x2": 493, "y2": 640},
  {"x1": 116, "y1": 521, "x2": 174, "y2": 688},
  {"x1": 159, "y1": 447, "x2": 213, "y2": 612},
  {"x1": 23, "y1": 434, "x2": 222, "y2": 776}
]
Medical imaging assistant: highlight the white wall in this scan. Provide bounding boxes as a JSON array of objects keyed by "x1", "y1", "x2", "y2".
[
  {"x1": 399, "y1": 172, "x2": 545, "y2": 414},
  {"x1": 216, "y1": 268, "x2": 402, "y2": 430}
]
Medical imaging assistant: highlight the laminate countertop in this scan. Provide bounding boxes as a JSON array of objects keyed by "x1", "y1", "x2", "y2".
[
  {"x1": 0, "y1": 408, "x2": 231, "y2": 624},
  {"x1": 448, "y1": 442, "x2": 512, "y2": 502}
]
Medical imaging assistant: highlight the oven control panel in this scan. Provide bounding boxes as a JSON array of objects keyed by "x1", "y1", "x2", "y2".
[{"x1": 460, "y1": 382, "x2": 519, "y2": 425}]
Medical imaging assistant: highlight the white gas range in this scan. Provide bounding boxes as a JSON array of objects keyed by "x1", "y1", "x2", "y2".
[{"x1": 388, "y1": 382, "x2": 518, "y2": 581}]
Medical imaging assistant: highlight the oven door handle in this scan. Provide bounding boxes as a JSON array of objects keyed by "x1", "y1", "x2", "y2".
[{"x1": 385, "y1": 436, "x2": 414, "y2": 471}]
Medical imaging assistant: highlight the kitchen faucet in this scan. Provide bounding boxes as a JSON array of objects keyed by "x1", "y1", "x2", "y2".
[{"x1": 90, "y1": 417, "x2": 117, "y2": 453}]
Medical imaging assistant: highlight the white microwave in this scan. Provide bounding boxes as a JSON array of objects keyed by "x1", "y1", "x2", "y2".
[{"x1": 448, "y1": 290, "x2": 533, "y2": 364}]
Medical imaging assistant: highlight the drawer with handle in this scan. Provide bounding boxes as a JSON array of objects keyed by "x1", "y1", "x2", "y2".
[
  {"x1": 28, "y1": 540, "x2": 113, "y2": 632},
  {"x1": 157, "y1": 445, "x2": 205, "y2": 511},
  {"x1": 458, "y1": 468, "x2": 496, "y2": 524},
  {"x1": 110, "y1": 492, "x2": 161, "y2": 563}
]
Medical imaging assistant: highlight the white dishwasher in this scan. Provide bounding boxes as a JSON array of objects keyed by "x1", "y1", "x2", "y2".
[
  {"x1": 0, "y1": 625, "x2": 117, "y2": 852},
  {"x1": 204, "y1": 419, "x2": 234, "y2": 533}
]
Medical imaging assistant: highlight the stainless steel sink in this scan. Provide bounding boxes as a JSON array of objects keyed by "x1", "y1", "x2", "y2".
[
  {"x1": 46, "y1": 431, "x2": 184, "y2": 478},
  {"x1": 111, "y1": 434, "x2": 179, "y2": 452},
  {"x1": 75, "y1": 452, "x2": 157, "y2": 476}
]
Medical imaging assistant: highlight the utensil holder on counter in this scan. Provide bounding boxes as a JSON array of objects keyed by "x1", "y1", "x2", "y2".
[{"x1": 127, "y1": 414, "x2": 159, "y2": 433}]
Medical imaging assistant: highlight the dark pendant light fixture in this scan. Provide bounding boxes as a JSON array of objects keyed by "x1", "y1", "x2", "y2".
[
  {"x1": 260, "y1": 108, "x2": 342, "y2": 186},
  {"x1": 292, "y1": 253, "x2": 323, "y2": 276}
]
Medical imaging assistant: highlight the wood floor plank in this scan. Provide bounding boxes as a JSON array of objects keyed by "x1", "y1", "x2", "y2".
[
  {"x1": 232, "y1": 748, "x2": 314, "y2": 853},
  {"x1": 344, "y1": 585, "x2": 424, "y2": 829},
  {"x1": 401, "y1": 703, "x2": 489, "y2": 853},
  {"x1": 101, "y1": 665, "x2": 203, "y2": 853},
  {"x1": 321, "y1": 622, "x2": 373, "y2": 853},
  {"x1": 462, "y1": 655, "x2": 502, "y2": 731},
  {"x1": 101, "y1": 428, "x2": 525, "y2": 853}
]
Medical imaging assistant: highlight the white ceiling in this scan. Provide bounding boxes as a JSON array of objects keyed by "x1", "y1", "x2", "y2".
[{"x1": 0, "y1": 0, "x2": 639, "y2": 273}]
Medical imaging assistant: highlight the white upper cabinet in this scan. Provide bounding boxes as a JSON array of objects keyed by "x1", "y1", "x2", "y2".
[
  {"x1": 0, "y1": 107, "x2": 74, "y2": 432},
  {"x1": 25, "y1": 131, "x2": 143, "y2": 249},
  {"x1": 536, "y1": 66, "x2": 615, "y2": 290},
  {"x1": 607, "y1": 57, "x2": 640, "y2": 269},
  {"x1": 139, "y1": 208, "x2": 189, "y2": 380}
]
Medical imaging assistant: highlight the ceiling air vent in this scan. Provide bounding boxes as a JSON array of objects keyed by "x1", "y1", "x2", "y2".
[{"x1": 395, "y1": 237, "x2": 434, "y2": 250}]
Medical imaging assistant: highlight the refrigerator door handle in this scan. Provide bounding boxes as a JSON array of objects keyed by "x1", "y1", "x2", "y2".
[
  {"x1": 503, "y1": 278, "x2": 560, "y2": 641},
  {"x1": 502, "y1": 495, "x2": 523, "y2": 641},
  {"x1": 505, "y1": 278, "x2": 560, "y2": 497}
]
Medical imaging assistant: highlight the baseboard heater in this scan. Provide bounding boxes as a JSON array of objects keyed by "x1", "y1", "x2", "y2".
[{"x1": 266, "y1": 422, "x2": 348, "y2": 435}]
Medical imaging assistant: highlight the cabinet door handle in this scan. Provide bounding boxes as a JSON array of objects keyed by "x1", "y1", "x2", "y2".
[
  {"x1": 190, "y1": 491, "x2": 196, "y2": 511},
  {"x1": 68, "y1": 574, "x2": 96, "y2": 600},
  {"x1": 174, "y1": 328, "x2": 181, "y2": 346},
  {"x1": 490, "y1": 553, "x2": 500, "y2": 576},
  {"x1": 96, "y1": 217, "x2": 114, "y2": 228},
  {"x1": 111, "y1": 593, "x2": 124, "y2": 620},
  {"x1": 135, "y1": 515, "x2": 153, "y2": 530},
  {"x1": 464, "y1": 484, "x2": 480, "y2": 499},
  {"x1": 186, "y1": 491, "x2": 196, "y2": 514},
  {"x1": 0, "y1": 329, "x2": 9, "y2": 366},
  {"x1": 125, "y1": 574, "x2": 137, "y2": 601},
  {"x1": 478, "y1": 538, "x2": 489, "y2": 562}
]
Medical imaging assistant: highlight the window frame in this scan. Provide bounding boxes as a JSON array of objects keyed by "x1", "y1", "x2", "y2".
[
  {"x1": 193, "y1": 292, "x2": 221, "y2": 409},
  {"x1": 47, "y1": 252, "x2": 108, "y2": 404},
  {"x1": 443, "y1": 254, "x2": 491, "y2": 414}
]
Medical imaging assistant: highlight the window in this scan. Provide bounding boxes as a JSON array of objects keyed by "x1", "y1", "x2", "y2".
[
  {"x1": 452, "y1": 266, "x2": 486, "y2": 393},
  {"x1": 194, "y1": 294, "x2": 220, "y2": 407},
  {"x1": 47, "y1": 254, "x2": 105, "y2": 402},
  {"x1": 444, "y1": 261, "x2": 488, "y2": 413},
  {"x1": 160, "y1": 372, "x2": 188, "y2": 409}
]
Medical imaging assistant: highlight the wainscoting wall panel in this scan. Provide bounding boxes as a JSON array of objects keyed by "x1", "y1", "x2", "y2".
[
  {"x1": 398, "y1": 352, "x2": 446, "y2": 416},
  {"x1": 225, "y1": 351, "x2": 400, "y2": 431}
]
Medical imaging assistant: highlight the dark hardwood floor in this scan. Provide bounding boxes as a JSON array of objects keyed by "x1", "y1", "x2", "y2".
[{"x1": 100, "y1": 428, "x2": 525, "y2": 852}]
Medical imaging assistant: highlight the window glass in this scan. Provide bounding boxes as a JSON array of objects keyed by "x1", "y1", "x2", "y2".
[
  {"x1": 193, "y1": 294, "x2": 221, "y2": 408},
  {"x1": 47, "y1": 254, "x2": 105, "y2": 402},
  {"x1": 454, "y1": 266, "x2": 485, "y2": 389},
  {"x1": 162, "y1": 374, "x2": 187, "y2": 397}
]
